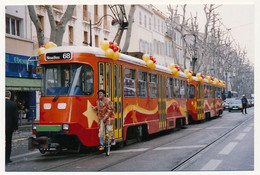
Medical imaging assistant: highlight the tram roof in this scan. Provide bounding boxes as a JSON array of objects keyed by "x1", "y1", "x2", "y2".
[{"x1": 41, "y1": 46, "x2": 222, "y2": 86}]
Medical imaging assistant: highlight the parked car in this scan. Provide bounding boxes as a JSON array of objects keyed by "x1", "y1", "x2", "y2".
[
  {"x1": 248, "y1": 99, "x2": 254, "y2": 107},
  {"x1": 223, "y1": 98, "x2": 235, "y2": 110},
  {"x1": 228, "y1": 100, "x2": 243, "y2": 112}
]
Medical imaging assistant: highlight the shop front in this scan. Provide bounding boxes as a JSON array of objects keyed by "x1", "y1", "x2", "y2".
[{"x1": 5, "y1": 53, "x2": 41, "y2": 122}]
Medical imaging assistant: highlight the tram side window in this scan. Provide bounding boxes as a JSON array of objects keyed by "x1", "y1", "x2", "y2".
[
  {"x1": 174, "y1": 79, "x2": 179, "y2": 99},
  {"x1": 124, "y1": 67, "x2": 136, "y2": 97},
  {"x1": 138, "y1": 71, "x2": 147, "y2": 97},
  {"x1": 209, "y1": 86, "x2": 213, "y2": 98},
  {"x1": 204, "y1": 85, "x2": 208, "y2": 98},
  {"x1": 166, "y1": 77, "x2": 173, "y2": 98},
  {"x1": 215, "y1": 87, "x2": 221, "y2": 99},
  {"x1": 188, "y1": 85, "x2": 195, "y2": 99},
  {"x1": 149, "y1": 73, "x2": 157, "y2": 98},
  {"x1": 180, "y1": 80, "x2": 186, "y2": 99}
]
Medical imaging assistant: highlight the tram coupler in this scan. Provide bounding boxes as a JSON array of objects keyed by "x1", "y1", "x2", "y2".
[{"x1": 28, "y1": 136, "x2": 49, "y2": 151}]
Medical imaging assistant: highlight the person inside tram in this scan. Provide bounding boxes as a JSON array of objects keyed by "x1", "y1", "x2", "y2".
[{"x1": 92, "y1": 89, "x2": 116, "y2": 150}]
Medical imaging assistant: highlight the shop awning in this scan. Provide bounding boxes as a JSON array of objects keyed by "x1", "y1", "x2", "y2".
[{"x1": 6, "y1": 77, "x2": 41, "y2": 91}]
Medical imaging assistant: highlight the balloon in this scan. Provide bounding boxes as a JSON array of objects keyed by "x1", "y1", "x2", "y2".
[
  {"x1": 105, "y1": 48, "x2": 114, "y2": 58},
  {"x1": 189, "y1": 76, "x2": 193, "y2": 81},
  {"x1": 100, "y1": 40, "x2": 104, "y2": 46},
  {"x1": 37, "y1": 47, "x2": 45, "y2": 55},
  {"x1": 113, "y1": 47, "x2": 119, "y2": 52},
  {"x1": 45, "y1": 42, "x2": 57, "y2": 49},
  {"x1": 198, "y1": 77, "x2": 203, "y2": 82},
  {"x1": 169, "y1": 64, "x2": 175, "y2": 70},
  {"x1": 175, "y1": 71, "x2": 180, "y2": 77},
  {"x1": 196, "y1": 73, "x2": 201, "y2": 79},
  {"x1": 187, "y1": 73, "x2": 192, "y2": 79},
  {"x1": 101, "y1": 41, "x2": 109, "y2": 51},
  {"x1": 113, "y1": 43, "x2": 118, "y2": 48},
  {"x1": 142, "y1": 54, "x2": 150, "y2": 62},
  {"x1": 184, "y1": 69, "x2": 189, "y2": 75},
  {"x1": 150, "y1": 63, "x2": 156, "y2": 70},
  {"x1": 172, "y1": 68, "x2": 178, "y2": 74},
  {"x1": 206, "y1": 76, "x2": 211, "y2": 81},
  {"x1": 112, "y1": 52, "x2": 120, "y2": 60},
  {"x1": 146, "y1": 60, "x2": 154, "y2": 68}
]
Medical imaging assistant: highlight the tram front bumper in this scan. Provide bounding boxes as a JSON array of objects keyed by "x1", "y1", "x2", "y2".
[{"x1": 28, "y1": 136, "x2": 49, "y2": 151}]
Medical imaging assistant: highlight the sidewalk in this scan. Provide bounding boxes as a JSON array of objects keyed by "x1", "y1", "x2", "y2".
[{"x1": 13, "y1": 119, "x2": 36, "y2": 140}]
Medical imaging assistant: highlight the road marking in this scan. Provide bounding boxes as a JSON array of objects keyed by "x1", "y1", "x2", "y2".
[
  {"x1": 113, "y1": 148, "x2": 149, "y2": 153},
  {"x1": 11, "y1": 151, "x2": 39, "y2": 159},
  {"x1": 243, "y1": 127, "x2": 252, "y2": 132},
  {"x1": 186, "y1": 128, "x2": 202, "y2": 130},
  {"x1": 153, "y1": 145, "x2": 206, "y2": 151},
  {"x1": 235, "y1": 133, "x2": 247, "y2": 141},
  {"x1": 219, "y1": 142, "x2": 238, "y2": 155},
  {"x1": 200, "y1": 159, "x2": 222, "y2": 170}
]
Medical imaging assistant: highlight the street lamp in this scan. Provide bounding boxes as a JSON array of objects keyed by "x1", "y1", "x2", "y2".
[
  {"x1": 83, "y1": 14, "x2": 119, "y2": 46},
  {"x1": 183, "y1": 33, "x2": 197, "y2": 75}
]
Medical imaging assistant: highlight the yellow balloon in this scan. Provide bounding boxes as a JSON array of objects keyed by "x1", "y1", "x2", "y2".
[
  {"x1": 196, "y1": 73, "x2": 201, "y2": 79},
  {"x1": 146, "y1": 60, "x2": 154, "y2": 68},
  {"x1": 184, "y1": 69, "x2": 189, "y2": 75},
  {"x1": 150, "y1": 63, "x2": 156, "y2": 70},
  {"x1": 112, "y1": 52, "x2": 120, "y2": 60},
  {"x1": 100, "y1": 40, "x2": 104, "y2": 46},
  {"x1": 187, "y1": 73, "x2": 192, "y2": 79},
  {"x1": 206, "y1": 76, "x2": 211, "y2": 81},
  {"x1": 45, "y1": 42, "x2": 57, "y2": 49},
  {"x1": 142, "y1": 54, "x2": 150, "y2": 62},
  {"x1": 175, "y1": 71, "x2": 180, "y2": 77},
  {"x1": 172, "y1": 68, "x2": 178, "y2": 74},
  {"x1": 101, "y1": 41, "x2": 109, "y2": 51},
  {"x1": 189, "y1": 76, "x2": 193, "y2": 81},
  {"x1": 105, "y1": 48, "x2": 114, "y2": 58},
  {"x1": 169, "y1": 64, "x2": 175, "y2": 70},
  {"x1": 37, "y1": 47, "x2": 45, "y2": 55}
]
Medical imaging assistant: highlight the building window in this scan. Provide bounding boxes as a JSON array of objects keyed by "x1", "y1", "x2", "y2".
[
  {"x1": 149, "y1": 17, "x2": 151, "y2": 30},
  {"x1": 139, "y1": 11, "x2": 142, "y2": 25},
  {"x1": 149, "y1": 73, "x2": 157, "y2": 98},
  {"x1": 6, "y1": 16, "x2": 21, "y2": 36},
  {"x1": 138, "y1": 71, "x2": 147, "y2": 97},
  {"x1": 69, "y1": 26, "x2": 73, "y2": 45},
  {"x1": 144, "y1": 15, "x2": 147, "y2": 28},
  {"x1": 154, "y1": 17, "x2": 156, "y2": 30},
  {"x1": 83, "y1": 5, "x2": 89, "y2": 21},
  {"x1": 84, "y1": 31, "x2": 88, "y2": 44},
  {"x1": 94, "y1": 5, "x2": 98, "y2": 24},
  {"x1": 95, "y1": 35, "x2": 99, "y2": 47},
  {"x1": 158, "y1": 19, "x2": 160, "y2": 32},
  {"x1": 124, "y1": 67, "x2": 136, "y2": 97}
]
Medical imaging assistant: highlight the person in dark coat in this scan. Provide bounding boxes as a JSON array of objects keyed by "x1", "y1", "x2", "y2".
[
  {"x1": 241, "y1": 95, "x2": 248, "y2": 114},
  {"x1": 5, "y1": 91, "x2": 18, "y2": 164}
]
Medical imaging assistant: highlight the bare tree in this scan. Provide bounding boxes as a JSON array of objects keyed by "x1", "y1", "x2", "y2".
[{"x1": 28, "y1": 5, "x2": 76, "y2": 47}]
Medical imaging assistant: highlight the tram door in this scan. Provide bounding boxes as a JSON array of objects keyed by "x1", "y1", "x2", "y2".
[
  {"x1": 197, "y1": 83, "x2": 205, "y2": 120},
  {"x1": 98, "y1": 62, "x2": 123, "y2": 141},
  {"x1": 158, "y1": 75, "x2": 166, "y2": 130}
]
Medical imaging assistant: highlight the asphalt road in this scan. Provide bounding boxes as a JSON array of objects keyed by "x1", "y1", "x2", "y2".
[{"x1": 5, "y1": 107, "x2": 254, "y2": 172}]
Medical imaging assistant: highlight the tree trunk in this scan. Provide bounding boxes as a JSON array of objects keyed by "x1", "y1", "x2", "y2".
[
  {"x1": 121, "y1": 5, "x2": 136, "y2": 53},
  {"x1": 27, "y1": 5, "x2": 44, "y2": 47}
]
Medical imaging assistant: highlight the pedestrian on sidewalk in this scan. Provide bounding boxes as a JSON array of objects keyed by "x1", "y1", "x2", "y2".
[
  {"x1": 5, "y1": 91, "x2": 18, "y2": 164},
  {"x1": 241, "y1": 95, "x2": 248, "y2": 114}
]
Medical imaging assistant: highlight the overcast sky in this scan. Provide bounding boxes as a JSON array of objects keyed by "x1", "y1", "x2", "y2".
[{"x1": 155, "y1": 4, "x2": 254, "y2": 64}]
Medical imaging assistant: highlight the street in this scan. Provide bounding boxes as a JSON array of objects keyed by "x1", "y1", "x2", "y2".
[{"x1": 5, "y1": 107, "x2": 254, "y2": 172}]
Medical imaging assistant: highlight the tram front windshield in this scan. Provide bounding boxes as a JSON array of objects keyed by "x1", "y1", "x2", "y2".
[{"x1": 42, "y1": 63, "x2": 93, "y2": 96}]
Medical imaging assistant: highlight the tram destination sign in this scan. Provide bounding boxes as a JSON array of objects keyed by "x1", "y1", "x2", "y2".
[{"x1": 45, "y1": 52, "x2": 72, "y2": 61}]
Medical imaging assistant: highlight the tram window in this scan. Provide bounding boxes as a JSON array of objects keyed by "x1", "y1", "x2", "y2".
[
  {"x1": 166, "y1": 77, "x2": 173, "y2": 98},
  {"x1": 149, "y1": 73, "x2": 157, "y2": 98},
  {"x1": 180, "y1": 80, "x2": 185, "y2": 99},
  {"x1": 106, "y1": 64, "x2": 111, "y2": 98},
  {"x1": 71, "y1": 65, "x2": 93, "y2": 96},
  {"x1": 174, "y1": 79, "x2": 179, "y2": 99},
  {"x1": 209, "y1": 86, "x2": 213, "y2": 98},
  {"x1": 204, "y1": 85, "x2": 208, "y2": 99},
  {"x1": 138, "y1": 71, "x2": 147, "y2": 97},
  {"x1": 215, "y1": 87, "x2": 221, "y2": 99},
  {"x1": 124, "y1": 67, "x2": 136, "y2": 97},
  {"x1": 188, "y1": 84, "x2": 195, "y2": 99}
]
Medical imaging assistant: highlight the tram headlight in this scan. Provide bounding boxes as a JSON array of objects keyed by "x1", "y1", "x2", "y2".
[
  {"x1": 62, "y1": 123, "x2": 70, "y2": 131},
  {"x1": 32, "y1": 124, "x2": 37, "y2": 130}
]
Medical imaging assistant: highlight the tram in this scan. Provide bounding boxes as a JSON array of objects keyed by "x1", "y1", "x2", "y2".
[{"x1": 28, "y1": 45, "x2": 224, "y2": 153}]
